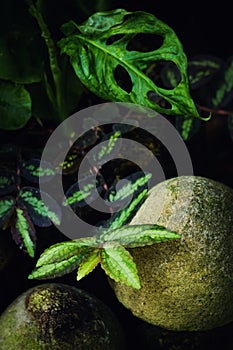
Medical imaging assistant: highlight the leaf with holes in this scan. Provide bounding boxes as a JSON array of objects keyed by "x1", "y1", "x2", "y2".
[
  {"x1": 0, "y1": 80, "x2": 32, "y2": 130},
  {"x1": 18, "y1": 187, "x2": 61, "y2": 227},
  {"x1": 99, "y1": 224, "x2": 180, "y2": 247},
  {"x1": 100, "y1": 242, "x2": 140, "y2": 289},
  {"x1": 0, "y1": 196, "x2": 15, "y2": 228},
  {"x1": 20, "y1": 158, "x2": 56, "y2": 184},
  {"x1": 58, "y1": 9, "x2": 204, "y2": 119},
  {"x1": 11, "y1": 207, "x2": 36, "y2": 258},
  {"x1": 0, "y1": 171, "x2": 16, "y2": 195}
]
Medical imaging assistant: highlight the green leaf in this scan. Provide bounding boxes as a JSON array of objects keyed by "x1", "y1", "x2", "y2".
[
  {"x1": 0, "y1": 31, "x2": 43, "y2": 83},
  {"x1": 106, "y1": 171, "x2": 151, "y2": 204},
  {"x1": 0, "y1": 196, "x2": 15, "y2": 228},
  {"x1": 18, "y1": 187, "x2": 61, "y2": 227},
  {"x1": 64, "y1": 174, "x2": 104, "y2": 208},
  {"x1": 28, "y1": 254, "x2": 85, "y2": 279},
  {"x1": 99, "y1": 224, "x2": 180, "y2": 247},
  {"x1": 188, "y1": 54, "x2": 223, "y2": 89},
  {"x1": 58, "y1": 9, "x2": 203, "y2": 119},
  {"x1": 101, "y1": 242, "x2": 140, "y2": 289},
  {"x1": 211, "y1": 56, "x2": 233, "y2": 108},
  {"x1": 108, "y1": 188, "x2": 148, "y2": 230},
  {"x1": 175, "y1": 115, "x2": 201, "y2": 141},
  {"x1": 0, "y1": 80, "x2": 32, "y2": 130},
  {"x1": 12, "y1": 207, "x2": 36, "y2": 258},
  {"x1": 20, "y1": 158, "x2": 56, "y2": 184},
  {"x1": 0, "y1": 171, "x2": 16, "y2": 195},
  {"x1": 35, "y1": 237, "x2": 96, "y2": 268},
  {"x1": 89, "y1": 130, "x2": 122, "y2": 165},
  {"x1": 77, "y1": 249, "x2": 100, "y2": 281}
]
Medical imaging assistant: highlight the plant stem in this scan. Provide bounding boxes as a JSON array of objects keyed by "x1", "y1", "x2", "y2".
[{"x1": 26, "y1": 0, "x2": 66, "y2": 123}]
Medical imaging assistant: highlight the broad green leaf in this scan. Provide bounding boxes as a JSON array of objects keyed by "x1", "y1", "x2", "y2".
[
  {"x1": 77, "y1": 249, "x2": 100, "y2": 281},
  {"x1": 58, "y1": 9, "x2": 203, "y2": 119},
  {"x1": 0, "y1": 196, "x2": 15, "y2": 228},
  {"x1": 211, "y1": 56, "x2": 233, "y2": 108},
  {"x1": 35, "y1": 237, "x2": 97, "y2": 267},
  {"x1": 12, "y1": 207, "x2": 36, "y2": 258},
  {"x1": 101, "y1": 242, "x2": 140, "y2": 289},
  {"x1": 20, "y1": 158, "x2": 56, "y2": 184},
  {"x1": 28, "y1": 255, "x2": 84, "y2": 279},
  {"x1": 0, "y1": 171, "x2": 16, "y2": 195},
  {"x1": 99, "y1": 224, "x2": 180, "y2": 247},
  {"x1": 18, "y1": 187, "x2": 61, "y2": 227},
  {"x1": 0, "y1": 31, "x2": 43, "y2": 83},
  {"x1": 108, "y1": 188, "x2": 148, "y2": 230},
  {"x1": 0, "y1": 80, "x2": 32, "y2": 130}
]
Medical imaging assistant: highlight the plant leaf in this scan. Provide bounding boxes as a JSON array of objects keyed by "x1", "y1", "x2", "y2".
[
  {"x1": 0, "y1": 196, "x2": 15, "y2": 228},
  {"x1": 0, "y1": 31, "x2": 43, "y2": 83},
  {"x1": 77, "y1": 249, "x2": 100, "y2": 281},
  {"x1": 20, "y1": 158, "x2": 56, "y2": 184},
  {"x1": 107, "y1": 188, "x2": 148, "y2": 230},
  {"x1": 11, "y1": 207, "x2": 36, "y2": 258},
  {"x1": 0, "y1": 171, "x2": 16, "y2": 195},
  {"x1": 0, "y1": 80, "x2": 32, "y2": 130},
  {"x1": 99, "y1": 224, "x2": 180, "y2": 247},
  {"x1": 100, "y1": 242, "x2": 140, "y2": 289},
  {"x1": 175, "y1": 115, "x2": 201, "y2": 141},
  {"x1": 59, "y1": 9, "x2": 202, "y2": 119},
  {"x1": 188, "y1": 54, "x2": 223, "y2": 89},
  {"x1": 35, "y1": 237, "x2": 97, "y2": 268},
  {"x1": 87, "y1": 130, "x2": 122, "y2": 166},
  {"x1": 105, "y1": 171, "x2": 151, "y2": 205},
  {"x1": 211, "y1": 56, "x2": 233, "y2": 109},
  {"x1": 18, "y1": 186, "x2": 61, "y2": 227},
  {"x1": 28, "y1": 254, "x2": 86, "y2": 280},
  {"x1": 64, "y1": 174, "x2": 104, "y2": 208}
]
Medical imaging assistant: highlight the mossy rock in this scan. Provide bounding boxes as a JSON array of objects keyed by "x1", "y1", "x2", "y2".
[
  {"x1": 110, "y1": 176, "x2": 233, "y2": 331},
  {"x1": 0, "y1": 283, "x2": 125, "y2": 349}
]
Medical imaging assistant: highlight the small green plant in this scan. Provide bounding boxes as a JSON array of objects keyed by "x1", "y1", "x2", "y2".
[{"x1": 29, "y1": 180, "x2": 180, "y2": 289}]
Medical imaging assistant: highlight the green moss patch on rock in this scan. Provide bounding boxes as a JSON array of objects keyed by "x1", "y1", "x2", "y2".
[
  {"x1": 110, "y1": 176, "x2": 233, "y2": 331},
  {"x1": 0, "y1": 283, "x2": 125, "y2": 349}
]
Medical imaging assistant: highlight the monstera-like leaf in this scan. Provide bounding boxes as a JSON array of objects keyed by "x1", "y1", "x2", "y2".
[{"x1": 58, "y1": 9, "x2": 205, "y2": 119}]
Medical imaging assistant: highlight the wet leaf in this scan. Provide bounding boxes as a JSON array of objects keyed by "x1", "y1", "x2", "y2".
[{"x1": 77, "y1": 249, "x2": 100, "y2": 280}]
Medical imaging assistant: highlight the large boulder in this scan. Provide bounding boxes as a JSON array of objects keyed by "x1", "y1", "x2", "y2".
[
  {"x1": 110, "y1": 176, "x2": 233, "y2": 331},
  {"x1": 0, "y1": 283, "x2": 125, "y2": 349}
]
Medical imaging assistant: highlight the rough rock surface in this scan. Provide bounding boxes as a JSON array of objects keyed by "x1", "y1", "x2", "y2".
[
  {"x1": 0, "y1": 283, "x2": 125, "y2": 349},
  {"x1": 110, "y1": 176, "x2": 233, "y2": 331}
]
